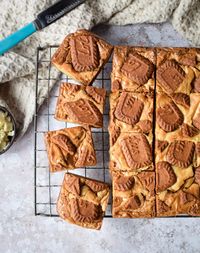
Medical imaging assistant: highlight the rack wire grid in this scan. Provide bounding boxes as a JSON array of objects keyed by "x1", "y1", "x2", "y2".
[{"x1": 34, "y1": 46, "x2": 112, "y2": 217}]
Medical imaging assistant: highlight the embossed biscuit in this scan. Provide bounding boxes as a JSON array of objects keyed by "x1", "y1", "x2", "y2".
[
  {"x1": 109, "y1": 131, "x2": 153, "y2": 174},
  {"x1": 57, "y1": 173, "x2": 110, "y2": 230},
  {"x1": 51, "y1": 29, "x2": 113, "y2": 85},
  {"x1": 166, "y1": 140, "x2": 195, "y2": 168},
  {"x1": 114, "y1": 92, "x2": 144, "y2": 125},
  {"x1": 156, "y1": 48, "x2": 200, "y2": 96},
  {"x1": 112, "y1": 171, "x2": 155, "y2": 218},
  {"x1": 44, "y1": 126, "x2": 96, "y2": 172},
  {"x1": 157, "y1": 60, "x2": 186, "y2": 94},
  {"x1": 156, "y1": 93, "x2": 200, "y2": 140},
  {"x1": 109, "y1": 91, "x2": 154, "y2": 137},
  {"x1": 55, "y1": 82, "x2": 106, "y2": 128},
  {"x1": 120, "y1": 134, "x2": 152, "y2": 169},
  {"x1": 111, "y1": 46, "x2": 155, "y2": 92},
  {"x1": 157, "y1": 100, "x2": 184, "y2": 132},
  {"x1": 156, "y1": 161, "x2": 177, "y2": 192}
]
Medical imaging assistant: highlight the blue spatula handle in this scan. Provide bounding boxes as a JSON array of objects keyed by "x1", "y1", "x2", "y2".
[{"x1": 0, "y1": 22, "x2": 37, "y2": 56}]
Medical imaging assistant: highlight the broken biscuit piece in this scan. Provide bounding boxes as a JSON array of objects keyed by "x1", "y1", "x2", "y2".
[
  {"x1": 44, "y1": 126, "x2": 96, "y2": 172},
  {"x1": 52, "y1": 29, "x2": 113, "y2": 85},
  {"x1": 57, "y1": 173, "x2": 110, "y2": 230}
]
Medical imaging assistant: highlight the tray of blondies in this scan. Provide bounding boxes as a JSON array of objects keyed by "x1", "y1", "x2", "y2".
[{"x1": 34, "y1": 29, "x2": 200, "y2": 230}]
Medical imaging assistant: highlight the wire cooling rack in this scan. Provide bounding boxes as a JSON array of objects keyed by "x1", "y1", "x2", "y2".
[{"x1": 34, "y1": 46, "x2": 112, "y2": 217}]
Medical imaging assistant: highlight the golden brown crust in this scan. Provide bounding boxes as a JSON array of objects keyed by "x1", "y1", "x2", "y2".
[
  {"x1": 111, "y1": 46, "x2": 156, "y2": 92},
  {"x1": 44, "y1": 126, "x2": 96, "y2": 172},
  {"x1": 57, "y1": 173, "x2": 110, "y2": 230},
  {"x1": 156, "y1": 48, "x2": 200, "y2": 217},
  {"x1": 112, "y1": 171, "x2": 155, "y2": 218},
  {"x1": 55, "y1": 83, "x2": 106, "y2": 128},
  {"x1": 51, "y1": 29, "x2": 113, "y2": 85}
]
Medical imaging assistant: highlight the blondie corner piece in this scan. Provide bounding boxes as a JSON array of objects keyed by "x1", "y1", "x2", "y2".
[
  {"x1": 112, "y1": 171, "x2": 155, "y2": 218},
  {"x1": 51, "y1": 29, "x2": 113, "y2": 85},
  {"x1": 57, "y1": 173, "x2": 110, "y2": 230},
  {"x1": 156, "y1": 47, "x2": 200, "y2": 96},
  {"x1": 111, "y1": 46, "x2": 156, "y2": 92},
  {"x1": 44, "y1": 126, "x2": 96, "y2": 172},
  {"x1": 155, "y1": 48, "x2": 200, "y2": 216},
  {"x1": 55, "y1": 82, "x2": 106, "y2": 128}
]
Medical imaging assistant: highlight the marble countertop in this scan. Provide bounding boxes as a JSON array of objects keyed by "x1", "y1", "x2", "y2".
[{"x1": 1, "y1": 23, "x2": 199, "y2": 253}]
